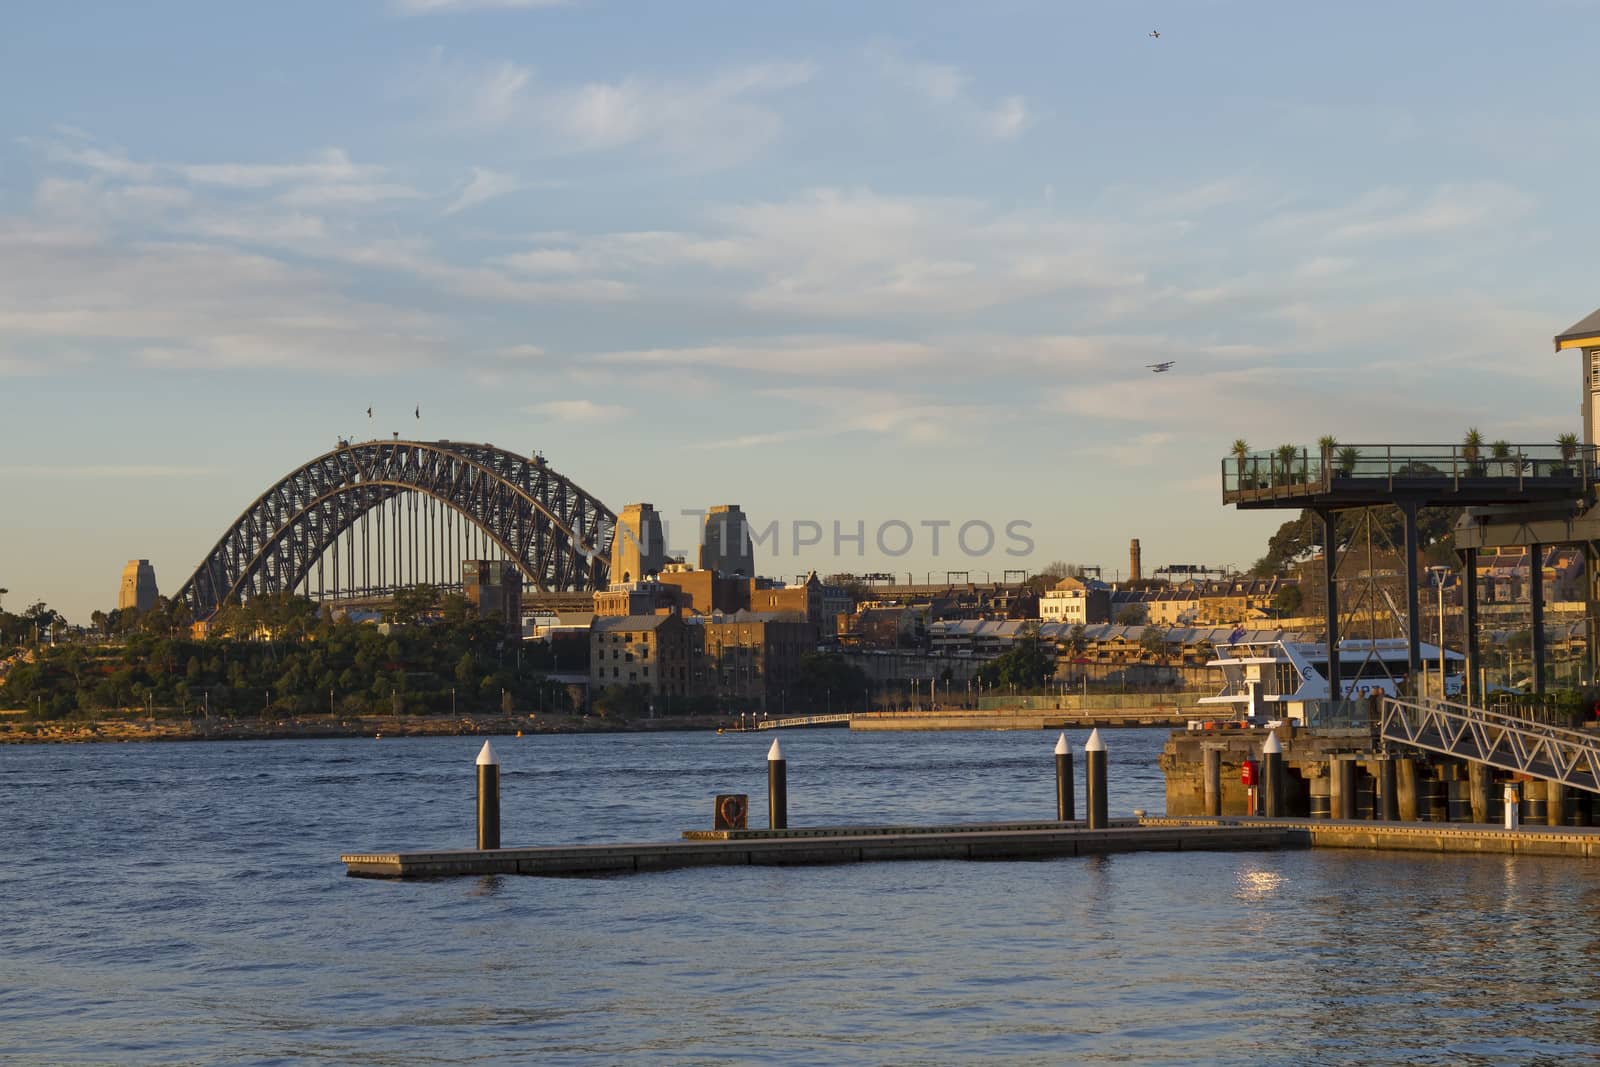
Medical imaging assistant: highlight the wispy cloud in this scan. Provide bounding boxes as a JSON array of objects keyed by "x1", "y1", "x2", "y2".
[
  {"x1": 423, "y1": 55, "x2": 814, "y2": 168},
  {"x1": 1259, "y1": 182, "x2": 1534, "y2": 244},
  {"x1": 444, "y1": 167, "x2": 522, "y2": 215},
  {"x1": 529, "y1": 399, "x2": 628, "y2": 421},
  {"x1": 871, "y1": 48, "x2": 1033, "y2": 140},
  {"x1": 0, "y1": 464, "x2": 218, "y2": 479}
]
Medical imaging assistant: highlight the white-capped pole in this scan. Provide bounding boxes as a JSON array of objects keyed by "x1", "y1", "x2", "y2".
[
  {"x1": 1504, "y1": 783, "x2": 1519, "y2": 831},
  {"x1": 1085, "y1": 727, "x2": 1108, "y2": 829},
  {"x1": 1261, "y1": 730, "x2": 1284, "y2": 818},
  {"x1": 767, "y1": 737, "x2": 788, "y2": 830},
  {"x1": 1054, "y1": 732, "x2": 1075, "y2": 821},
  {"x1": 476, "y1": 740, "x2": 500, "y2": 850}
]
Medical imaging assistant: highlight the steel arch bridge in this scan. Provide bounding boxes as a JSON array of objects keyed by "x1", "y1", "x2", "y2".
[{"x1": 176, "y1": 440, "x2": 615, "y2": 622}]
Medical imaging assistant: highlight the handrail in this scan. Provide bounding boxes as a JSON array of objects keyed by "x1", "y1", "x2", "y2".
[{"x1": 1380, "y1": 694, "x2": 1600, "y2": 792}]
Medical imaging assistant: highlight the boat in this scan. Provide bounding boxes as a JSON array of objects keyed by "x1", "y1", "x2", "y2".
[{"x1": 1198, "y1": 637, "x2": 1465, "y2": 726}]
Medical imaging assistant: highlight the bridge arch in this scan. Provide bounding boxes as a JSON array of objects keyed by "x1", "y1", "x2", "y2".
[{"x1": 176, "y1": 440, "x2": 614, "y2": 621}]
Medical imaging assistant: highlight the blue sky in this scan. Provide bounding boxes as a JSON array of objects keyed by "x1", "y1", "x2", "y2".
[{"x1": 3, "y1": 0, "x2": 1599, "y2": 622}]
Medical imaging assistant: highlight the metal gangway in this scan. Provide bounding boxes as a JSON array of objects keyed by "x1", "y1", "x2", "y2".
[
  {"x1": 756, "y1": 714, "x2": 852, "y2": 731},
  {"x1": 1381, "y1": 696, "x2": 1600, "y2": 793}
]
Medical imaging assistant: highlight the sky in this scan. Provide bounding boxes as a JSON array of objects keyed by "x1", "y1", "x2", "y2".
[{"x1": 3, "y1": 0, "x2": 1600, "y2": 624}]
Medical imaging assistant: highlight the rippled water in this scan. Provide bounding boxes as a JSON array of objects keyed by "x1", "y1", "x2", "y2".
[{"x1": 4, "y1": 727, "x2": 1599, "y2": 1065}]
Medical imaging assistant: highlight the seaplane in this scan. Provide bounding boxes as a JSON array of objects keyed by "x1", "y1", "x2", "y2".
[
  {"x1": 1146, "y1": 361, "x2": 1174, "y2": 373},
  {"x1": 1149, "y1": 30, "x2": 1160, "y2": 38}
]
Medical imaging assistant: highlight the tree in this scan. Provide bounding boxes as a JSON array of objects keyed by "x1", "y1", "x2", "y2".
[
  {"x1": 1490, "y1": 439, "x2": 1512, "y2": 476},
  {"x1": 975, "y1": 627, "x2": 1056, "y2": 690},
  {"x1": 1139, "y1": 625, "x2": 1169, "y2": 662},
  {"x1": 1065, "y1": 623, "x2": 1087, "y2": 656},
  {"x1": 1272, "y1": 584, "x2": 1304, "y2": 618},
  {"x1": 1336, "y1": 445, "x2": 1361, "y2": 477},
  {"x1": 1115, "y1": 604, "x2": 1145, "y2": 626},
  {"x1": 1274, "y1": 443, "x2": 1301, "y2": 486}
]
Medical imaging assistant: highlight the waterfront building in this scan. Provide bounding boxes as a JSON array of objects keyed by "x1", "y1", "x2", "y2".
[
  {"x1": 1038, "y1": 576, "x2": 1110, "y2": 625},
  {"x1": 589, "y1": 613, "x2": 692, "y2": 699},
  {"x1": 593, "y1": 580, "x2": 686, "y2": 617},
  {"x1": 697, "y1": 612, "x2": 816, "y2": 712},
  {"x1": 117, "y1": 559, "x2": 159, "y2": 613}
]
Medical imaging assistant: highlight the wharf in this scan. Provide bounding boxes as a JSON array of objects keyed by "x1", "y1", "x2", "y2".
[
  {"x1": 343, "y1": 816, "x2": 1600, "y2": 878},
  {"x1": 850, "y1": 708, "x2": 1193, "y2": 731},
  {"x1": 341, "y1": 820, "x2": 1295, "y2": 879}
]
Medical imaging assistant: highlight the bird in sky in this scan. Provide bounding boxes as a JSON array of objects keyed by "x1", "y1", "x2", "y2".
[
  {"x1": 1149, "y1": 29, "x2": 1160, "y2": 38},
  {"x1": 1146, "y1": 361, "x2": 1174, "y2": 373}
]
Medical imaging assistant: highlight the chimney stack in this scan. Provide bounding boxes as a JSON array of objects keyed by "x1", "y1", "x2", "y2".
[{"x1": 1129, "y1": 539, "x2": 1142, "y2": 583}]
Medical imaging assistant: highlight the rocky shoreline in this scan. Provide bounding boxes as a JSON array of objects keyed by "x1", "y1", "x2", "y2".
[{"x1": 0, "y1": 712, "x2": 734, "y2": 744}]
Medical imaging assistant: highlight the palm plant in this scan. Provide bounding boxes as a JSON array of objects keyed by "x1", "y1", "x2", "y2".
[
  {"x1": 1337, "y1": 445, "x2": 1361, "y2": 477},
  {"x1": 1557, "y1": 431, "x2": 1580, "y2": 474},
  {"x1": 1462, "y1": 428, "x2": 1484, "y2": 474},
  {"x1": 1231, "y1": 438, "x2": 1251, "y2": 488},
  {"x1": 1491, "y1": 439, "x2": 1512, "y2": 476},
  {"x1": 1275, "y1": 443, "x2": 1300, "y2": 486}
]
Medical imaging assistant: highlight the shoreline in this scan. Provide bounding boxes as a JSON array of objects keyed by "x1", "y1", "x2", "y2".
[{"x1": 0, "y1": 712, "x2": 733, "y2": 745}]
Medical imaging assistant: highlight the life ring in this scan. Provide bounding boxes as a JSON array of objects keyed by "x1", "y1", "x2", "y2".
[{"x1": 719, "y1": 795, "x2": 747, "y2": 826}]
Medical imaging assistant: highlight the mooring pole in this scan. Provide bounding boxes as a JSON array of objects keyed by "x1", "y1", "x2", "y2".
[
  {"x1": 1262, "y1": 731, "x2": 1284, "y2": 818},
  {"x1": 1085, "y1": 727, "x2": 1108, "y2": 829},
  {"x1": 476, "y1": 740, "x2": 500, "y2": 850},
  {"x1": 1055, "y1": 732, "x2": 1075, "y2": 821},
  {"x1": 767, "y1": 737, "x2": 788, "y2": 830}
]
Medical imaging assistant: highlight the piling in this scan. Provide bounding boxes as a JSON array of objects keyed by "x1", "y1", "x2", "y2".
[
  {"x1": 1202, "y1": 746, "x2": 1222, "y2": 817},
  {"x1": 1332, "y1": 757, "x2": 1357, "y2": 821},
  {"x1": 1378, "y1": 757, "x2": 1398, "y2": 821},
  {"x1": 1054, "y1": 733, "x2": 1075, "y2": 821},
  {"x1": 476, "y1": 740, "x2": 500, "y2": 850},
  {"x1": 1261, "y1": 732, "x2": 1284, "y2": 818},
  {"x1": 767, "y1": 738, "x2": 788, "y2": 831},
  {"x1": 1504, "y1": 783, "x2": 1520, "y2": 830},
  {"x1": 1396, "y1": 758, "x2": 1419, "y2": 822},
  {"x1": 1468, "y1": 763, "x2": 1491, "y2": 823},
  {"x1": 1085, "y1": 728, "x2": 1108, "y2": 829},
  {"x1": 1547, "y1": 781, "x2": 1566, "y2": 827}
]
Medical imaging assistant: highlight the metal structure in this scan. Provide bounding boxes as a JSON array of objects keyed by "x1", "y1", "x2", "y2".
[
  {"x1": 177, "y1": 440, "x2": 614, "y2": 622},
  {"x1": 1381, "y1": 695, "x2": 1600, "y2": 794},
  {"x1": 1222, "y1": 442, "x2": 1594, "y2": 701}
]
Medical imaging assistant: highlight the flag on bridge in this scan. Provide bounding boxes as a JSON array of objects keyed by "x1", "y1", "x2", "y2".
[
  {"x1": 415, "y1": 405, "x2": 420, "y2": 419},
  {"x1": 1227, "y1": 626, "x2": 1246, "y2": 643}
]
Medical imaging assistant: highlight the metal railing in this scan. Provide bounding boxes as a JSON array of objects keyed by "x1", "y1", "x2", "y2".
[
  {"x1": 1221, "y1": 443, "x2": 1593, "y2": 497},
  {"x1": 1380, "y1": 695, "x2": 1600, "y2": 792}
]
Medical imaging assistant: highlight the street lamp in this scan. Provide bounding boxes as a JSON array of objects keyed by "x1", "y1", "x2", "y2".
[{"x1": 1429, "y1": 566, "x2": 1449, "y2": 699}]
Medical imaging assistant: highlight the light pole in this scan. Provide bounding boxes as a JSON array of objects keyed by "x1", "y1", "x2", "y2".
[{"x1": 1430, "y1": 566, "x2": 1449, "y2": 698}]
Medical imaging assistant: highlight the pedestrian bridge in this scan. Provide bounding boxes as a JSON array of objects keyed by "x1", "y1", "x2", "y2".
[{"x1": 1382, "y1": 696, "x2": 1600, "y2": 793}]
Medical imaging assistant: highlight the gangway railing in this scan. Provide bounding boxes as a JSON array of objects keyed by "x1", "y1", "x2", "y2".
[
  {"x1": 1380, "y1": 695, "x2": 1600, "y2": 793},
  {"x1": 756, "y1": 714, "x2": 851, "y2": 730}
]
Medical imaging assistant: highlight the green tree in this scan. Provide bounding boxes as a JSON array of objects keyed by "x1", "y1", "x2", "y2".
[
  {"x1": 1231, "y1": 439, "x2": 1251, "y2": 487},
  {"x1": 1139, "y1": 625, "x2": 1169, "y2": 662},
  {"x1": 1115, "y1": 604, "x2": 1145, "y2": 625},
  {"x1": 1462, "y1": 427, "x2": 1484, "y2": 472},
  {"x1": 976, "y1": 627, "x2": 1056, "y2": 690}
]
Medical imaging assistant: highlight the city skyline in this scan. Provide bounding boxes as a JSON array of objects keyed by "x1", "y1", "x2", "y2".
[{"x1": 4, "y1": 0, "x2": 1600, "y2": 622}]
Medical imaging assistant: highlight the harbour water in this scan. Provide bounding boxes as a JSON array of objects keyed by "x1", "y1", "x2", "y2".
[{"x1": 5, "y1": 727, "x2": 1599, "y2": 1065}]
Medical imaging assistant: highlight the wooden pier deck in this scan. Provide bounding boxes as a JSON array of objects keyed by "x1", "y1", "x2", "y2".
[
  {"x1": 343, "y1": 816, "x2": 1600, "y2": 879},
  {"x1": 342, "y1": 820, "x2": 1295, "y2": 879}
]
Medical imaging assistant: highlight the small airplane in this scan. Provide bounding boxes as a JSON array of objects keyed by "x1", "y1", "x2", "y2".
[
  {"x1": 1146, "y1": 361, "x2": 1175, "y2": 373},
  {"x1": 1149, "y1": 29, "x2": 1160, "y2": 38}
]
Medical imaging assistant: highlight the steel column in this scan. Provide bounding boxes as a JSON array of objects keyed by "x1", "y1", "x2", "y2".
[
  {"x1": 1530, "y1": 542, "x2": 1546, "y2": 695},
  {"x1": 1401, "y1": 499, "x2": 1423, "y2": 689},
  {"x1": 1318, "y1": 507, "x2": 1341, "y2": 701}
]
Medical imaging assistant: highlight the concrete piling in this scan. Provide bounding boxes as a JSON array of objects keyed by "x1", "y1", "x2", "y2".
[
  {"x1": 1202, "y1": 746, "x2": 1222, "y2": 817},
  {"x1": 1547, "y1": 781, "x2": 1566, "y2": 827},
  {"x1": 1085, "y1": 728, "x2": 1108, "y2": 829},
  {"x1": 1262, "y1": 732, "x2": 1284, "y2": 818},
  {"x1": 476, "y1": 740, "x2": 500, "y2": 850},
  {"x1": 1054, "y1": 733, "x2": 1076, "y2": 821},
  {"x1": 1334, "y1": 757, "x2": 1357, "y2": 821},
  {"x1": 1468, "y1": 763, "x2": 1490, "y2": 823},
  {"x1": 767, "y1": 738, "x2": 788, "y2": 830}
]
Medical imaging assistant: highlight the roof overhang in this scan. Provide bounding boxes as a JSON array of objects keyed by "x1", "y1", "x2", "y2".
[{"x1": 1554, "y1": 307, "x2": 1600, "y2": 351}]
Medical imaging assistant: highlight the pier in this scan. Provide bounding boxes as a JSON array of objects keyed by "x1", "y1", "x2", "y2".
[{"x1": 341, "y1": 814, "x2": 1600, "y2": 878}]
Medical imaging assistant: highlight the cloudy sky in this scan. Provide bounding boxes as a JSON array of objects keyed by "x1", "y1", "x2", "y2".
[{"x1": 3, "y1": 0, "x2": 1598, "y2": 622}]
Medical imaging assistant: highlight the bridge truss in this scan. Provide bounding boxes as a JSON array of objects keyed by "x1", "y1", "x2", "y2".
[
  {"x1": 1381, "y1": 695, "x2": 1600, "y2": 793},
  {"x1": 176, "y1": 440, "x2": 615, "y2": 621}
]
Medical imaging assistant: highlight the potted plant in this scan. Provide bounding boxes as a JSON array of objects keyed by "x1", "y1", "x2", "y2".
[
  {"x1": 1337, "y1": 445, "x2": 1361, "y2": 478},
  {"x1": 1275, "y1": 443, "x2": 1300, "y2": 487},
  {"x1": 1462, "y1": 428, "x2": 1484, "y2": 476},
  {"x1": 1491, "y1": 439, "x2": 1512, "y2": 476},
  {"x1": 1557, "y1": 431, "x2": 1580, "y2": 476},
  {"x1": 1231, "y1": 438, "x2": 1251, "y2": 489}
]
